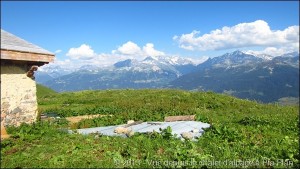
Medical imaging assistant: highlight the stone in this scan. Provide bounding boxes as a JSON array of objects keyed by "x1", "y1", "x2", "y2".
[
  {"x1": 126, "y1": 131, "x2": 135, "y2": 137},
  {"x1": 114, "y1": 127, "x2": 130, "y2": 134},
  {"x1": 127, "y1": 120, "x2": 134, "y2": 124},
  {"x1": 1, "y1": 113, "x2": 6, "y2": 119},
  {"x1": 181, "y1": 132, "x2": 193, "y2": 140},
  {"x1": 12, "y1": 107, "x2": 22, "y2": 114},
  {"x1": 1, "y1": 102, "x2": 10, "y2": 110},
  {"x1": 4, "y1": 118, "x2": 11, "y2": 124},
  {"x1": 192, "y1": 129, "x2": 199, "y2": 133}
]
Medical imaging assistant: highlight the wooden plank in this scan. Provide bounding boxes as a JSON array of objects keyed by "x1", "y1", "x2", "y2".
[
  {"x1": 65, "y1": 114, "x2": 112, "y2": 124},
  {"x1": 1, "y1": 50, "x2": 54, "y2": 63},
  {"x1": 164, "y1": 115, "x2": 195, "y2": 122}
]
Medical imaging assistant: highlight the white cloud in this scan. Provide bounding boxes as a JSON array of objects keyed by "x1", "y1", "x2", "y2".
[
  {"x1": 174, "y1": 20, "x2": 299, "y2": 53},
  {"x1": 95, "y1": 53, "x2": 135, "y2": 67},
  {"x1": 59, "y1": 41, "x2": 201, "y2": 69},
  {"x1": 114, "y1": 41, "x2": 165, "y2": 58},
  {"x1": 66, "y1": 44, "x2": 96, "y2": 60},
  {"x1": 143, "y1": 43, "x2": 165, "y2": 57},
  {"x1": 172, "y1": 35, "x2": 178, "y2": 40},
  {"x1": 39, "y1": 58, "x2": 74, "y2": 71},
  {"x1": 55, "y1": 49, "x2": 62, "y2": 54},
  {"x1": 116, "y1": 41, "x2": 142, "y2": 55},
  {"x1": 61, "y1": 41, "x2": 166, "y2": 68},
  {"x1": 245, "y1": 46, "x2": 298, "y2": 57}
]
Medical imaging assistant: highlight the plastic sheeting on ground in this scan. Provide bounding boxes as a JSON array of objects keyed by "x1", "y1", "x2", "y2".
[{"x1": 68, "y1": 121, "x2": 210, "y2": 140}]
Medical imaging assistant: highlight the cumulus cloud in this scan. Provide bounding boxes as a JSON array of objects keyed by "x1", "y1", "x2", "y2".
[
  {"x1": 66, "y1": 44, "x2": 96, "y2": 60},
  {"x1": 143, "y1": 43, "x2": 165, "y2": 57},
  {"x1": 245, "y1": 46, "x2": 298, "y2": 57},
  {"x1": 95, "y1": 53, "x2": 133, "y2": 67},
  {"x1": 62, "y1": 41, "x2": 167, "y2": 68},
  {"x1": 38, "y1": 58, "x2": 74, "y2": 71},
  {"x1": 113, "y1": 41, "x2": 165, "y2": 58},
  {"x1": 116, "y1": 41, "x2": 142, "y2": 55},
  {"x1": 174, "y1": 20, "x2": 299, "y2": 53}
]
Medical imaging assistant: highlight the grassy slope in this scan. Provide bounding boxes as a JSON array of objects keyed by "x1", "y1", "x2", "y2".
[
  {"x1": 36, "y1": 83, "x2": 57, "y2": 98},
  {"x1": 1, "y1": 87, "x2": 299, "y2": 168}
]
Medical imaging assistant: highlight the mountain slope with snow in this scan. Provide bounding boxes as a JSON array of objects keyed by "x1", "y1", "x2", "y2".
[
  {"x1": 168, "y1": 51, "x2": 299, "y2": 103},
  {"x1": 36, "y1": 50, "x2": 299, "y2": 103},
  {"x1": 37, "y1": 55, "x2": 199, "y2": 92}
]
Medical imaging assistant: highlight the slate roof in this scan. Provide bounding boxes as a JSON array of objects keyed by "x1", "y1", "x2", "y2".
[
  {"x1": 69, "y1": 121, "x2": 211, "y2": 141},
  {"x1": 1, "y1": 29, "x2": 54, "y2": 55}
]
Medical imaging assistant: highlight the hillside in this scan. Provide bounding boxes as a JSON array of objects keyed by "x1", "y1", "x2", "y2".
[
  {"x1": 1, "y1": 88, "x2": 299, "y2": 168},
  {"x1": 36, "y1": 83, "x2": 57, "y2": 98}
]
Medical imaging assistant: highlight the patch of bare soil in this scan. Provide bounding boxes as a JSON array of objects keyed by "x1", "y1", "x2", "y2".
[
  {"x1": 65, "y1": 114, "x2": 112, "y2": 124},
  {"x1": 1, "y1": 124, "x2": 10, "y2": 140}
]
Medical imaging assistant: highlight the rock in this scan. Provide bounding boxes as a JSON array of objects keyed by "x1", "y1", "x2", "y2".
[
  {"x1": 192, "y1": 129, "x2": 199, "y2": 133},
  {"x1": 127, "y1": 120, "x2": 134, "y2": 124},
  {"x1": 181, "y1": 132, "x2": 193, "y2": 140},
  {"x1": 126, "y1": 131, "x2": 135, "y2": 137},
  {"x1": 1, "y1": 113, "x2": 6, "y2": 118},
  {"x1": 114, "y1": 127, "x2": 129, "y2": 134},
  {"x1": 12, "y1": 107, "x2": 22, "y2": 114}
]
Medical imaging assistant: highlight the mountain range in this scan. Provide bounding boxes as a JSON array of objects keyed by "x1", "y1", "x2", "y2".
[
  {"x1": 35, "y1": 50, "x2": 299, "y2": 103},
  {"x1": 168, "y1": 51, "x2": 299, "y2": 103},
  {"x1": 36, "y1": 55, "x2": 199, "y2": 91}
]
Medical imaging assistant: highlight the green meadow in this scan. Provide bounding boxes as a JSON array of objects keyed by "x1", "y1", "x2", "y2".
[{"x1": 1, "y1": 84, "x2": 298, "y2": 168}]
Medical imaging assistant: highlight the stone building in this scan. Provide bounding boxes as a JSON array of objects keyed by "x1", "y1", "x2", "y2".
[{"x1": 1, "y1": 29, "x2": 55, "y2": 137}]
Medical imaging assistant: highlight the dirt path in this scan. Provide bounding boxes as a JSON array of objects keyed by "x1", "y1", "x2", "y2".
[{"x1": 65, "y1": 114, "x2": 112, "y2": 124}]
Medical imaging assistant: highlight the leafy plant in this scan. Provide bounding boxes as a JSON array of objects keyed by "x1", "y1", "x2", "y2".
[{"x1": 160, "y1": 126, "x2": 174, "y2": 140}]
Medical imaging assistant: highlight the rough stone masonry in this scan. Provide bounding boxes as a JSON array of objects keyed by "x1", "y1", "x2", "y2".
[{"x1": 1, "y1": 63, "x2": 39, "y2": 127}]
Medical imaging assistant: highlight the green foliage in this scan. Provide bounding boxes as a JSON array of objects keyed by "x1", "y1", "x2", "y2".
[
  {"x1": 238, "y1": 116, "x2": 272, "y2": 126},
  {"x1": 6, "y1": 120, "x2": 68, "y2": 141},
  {"x1": 204, "y1": 124, "x2": 243, "y2": 142},
  {"x1": 1, "y1": 89, "x2": 299, "y2": 168},
  {"x1": 160, "y1": 126, "x2": 174, "y2": 140}
]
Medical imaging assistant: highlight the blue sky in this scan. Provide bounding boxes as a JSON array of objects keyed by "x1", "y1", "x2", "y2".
[{"x1": 1, "y1": 1, "x2": 299, "y2": 67}]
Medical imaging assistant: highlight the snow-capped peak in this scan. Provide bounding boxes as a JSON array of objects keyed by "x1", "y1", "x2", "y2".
[
  {"x1": 37, "y1": 64, "x2": 74, "y2": 78},
  {"x1": 243, "y1": 50, "x2": 274, "y2": 60},
  {"x1": 231, "y1": 50, "x2": 244, "y2": 55},
  {"x1": 278, "y1": 52, "x2": 299, "y2": 58},
  {"x1": 79, "y1": 64, "x2": 100, "y2": 71}
]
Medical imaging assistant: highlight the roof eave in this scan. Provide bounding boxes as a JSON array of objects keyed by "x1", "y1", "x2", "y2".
[{"x1": 1, "y1": 49, "x2": 55, "y2": 63}]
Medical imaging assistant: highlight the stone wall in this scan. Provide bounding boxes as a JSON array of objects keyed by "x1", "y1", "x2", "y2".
[{"x1": 1, "y1": 63, "x2": 38, "y2": 127}]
